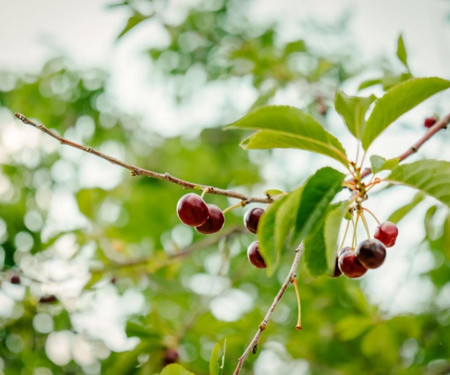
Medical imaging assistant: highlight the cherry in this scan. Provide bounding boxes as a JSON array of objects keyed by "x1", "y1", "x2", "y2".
[
  {"x1": 195, "y1": 204, "x2": 225, "y2": 234},
  {"x1": 332, "y1": 247, "x2": 351, "y2": 277},
  {"x1": 176, "y1": 193, "x2": 209, "y2": 227},
  {"x1": 332, "y1": 256, "x2": 342, "y2": 277},
  {"x1": 374, "y1": 221, "x2": 398, "y2": 247},
  {"x1": 247, "y1": 241, "x2": 266, "y2": 269},
  {"x1": 39, "y1": 295, "x2": 57, "y2": 304},
  {"x1": 356, "y1": 239, "x2": 386, "y2": 269},
  {"x1": 244, "y1": 208, "x2": 265, "y2": 234},
  {"x1": 424, "y1": 117, "x2": 437, "y2": 128},
  {"x1": 338, "y1": 248, "x2": 367, "y2": 278},
  {"x1": 10, "y1": 275, "x2": 21, "y2": 284},
  {"x1": 163, "y1": 348, "x2": 179, "y2": 365}
]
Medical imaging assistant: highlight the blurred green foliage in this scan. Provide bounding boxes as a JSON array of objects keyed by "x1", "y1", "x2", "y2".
[{"x1": 0, "y1": 1, "x2": 449, "y2": 375}]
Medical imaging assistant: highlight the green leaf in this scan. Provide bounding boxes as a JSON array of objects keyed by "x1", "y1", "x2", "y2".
[
  {"x1": 125, "y1": 320, "x2": 160, "y2": 339},
  {"x1": 358, "y1": 78, "x2": 382, "y2": 91},
  {"x1": 283, "y1": 40, "x2": 307, "y2": 55},
  {"x1": 263, "y1": 188, "x2": 285, "y2": 198},
  {"x1": 209, "y1": 343, "x2": 220, "y2": 375},
  {"x1": 387, "y1": 193, "x2": 424, "y2": 223},
  {"x1": 258, "y1": 188, "x2": 302, "y2": 275},
  {"x1": 424, "y1": 205, "x2": 439, "y2": 238},
  {"x1": 396, "y1": 34, "x2": 409, "y2": 70},
  {"x1": 442, "y1": 213, "x2": 450, "y2": 260},
  {"x1": 324, "y1": 202, "x2": 349, "y2": 271},
  {"x1": 219, "y1": 340, "x2": 226, "y2": 375},
  {"x1": 161, "y1": 364, "x2": 196, "y2": 375},
  {"x1": 295, "y1": 167, "x2": 345, "y2": 243},
  {"x1": 258, "y1": 196, "x2": 287, "y2": 276},
  {"x1": 361, "y1": 77, "x2": 450, "y2": 150},
  {"x1": 381, "y1": 72, "x2": 413, "y2": 91},
  {"x1": 369, "y1": 155, "x2": 399, "y2": 174},
  {"x1": 335, "y1": 91, "x2": 376, "y2": 139},
  {"x1": 276, "y1": 188, "x2": 303, "y2": 255},
  {"x1": 228, "y1": 106, "x2": 349, "y2": 166},
  {"x1": 117, "y1": 13, "x2": 148, "y2": 39},
  {"x1": 387, "y1": 160, "x2": 450, "y2": 207},
  {"x1": 304, "y1": 219, "x2": 327, "y2": 276}
]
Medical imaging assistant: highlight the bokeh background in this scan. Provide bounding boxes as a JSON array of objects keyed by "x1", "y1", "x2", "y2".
[{"x1": 0, "y1": 0, "x2": 449, "y2": 374}]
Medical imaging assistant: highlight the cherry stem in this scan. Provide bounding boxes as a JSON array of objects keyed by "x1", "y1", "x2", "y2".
[
  {"x1": 233, "y1": 244, "x2": 304, "y2": 375},
  {"x1": 359, "y1": 150, "x2": 367, "y2": 169},
  {"x1": 200, "y1": 187, "x2": 210, "y2": 199},
  {"x1": 291, "y1": 277, "x2": 302, "y2": 330},
  {"x1": 362, "y1": 207, "x2": 381, "y2": 225},
  {"x1": 14, "y1": 113, "x2": 273, "y2": 204},
  {"x1": 351, "y1": 213, "x2": 359, "y2": 250},
  {"x1": 360, "y1": 210, "x2": 371, "y2": 239},
  {"x1": 338, "y1": 217, "x2": 351, "y2": 252},
  {"x1": 223, "y1": 201, "x2": 246, "y2": 214}
]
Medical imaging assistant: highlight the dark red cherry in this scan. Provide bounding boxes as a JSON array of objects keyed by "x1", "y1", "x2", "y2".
[
  {"x1": 196, "y1": 204, "x2": 225, "y2": 234},
  {"x1": 374, "y1": 221, "x2": 398, "y2": 247},
  {"x1": 356, "y1": 239, "x2": 386, "y2": 269},
  {"x1": 244, "y1": 207, "x2": 265, "y2": 234},
  {"x1": 10, "y1": 275, "x2": 21, "y2": 284},
  {"x1": 332, "y1": 256, "x2": 342, "y2": 277},
  {"x1": 163, "y1": 348, "x2": 179, "y2": 365},
  {"x1": 39, "y1": 295, "x2": 57, "y2": 304},
  {"x1": 424, "y1": 117, "x2": 437, "y2": 128},
  {"x1": 332, "y1": 247, "x2": 352, "y2": 277},
  {"x1": 338, "y1": 249, "x2": 367, "y2": 278},
  {"x1": 176, "y1": 193, "x2": 209, "y2": 227},
  {"x1": 247, "y1": 241, "x2": 266, "y2": 269}
]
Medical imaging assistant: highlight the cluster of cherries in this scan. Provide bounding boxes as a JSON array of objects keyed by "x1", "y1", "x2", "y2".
[
  {"x1": 176, "y1": 193, "x2": 399, "y2": 277},
  {"x1": 243, "y1": 208, "x2": 266, "y2": 269},
  {"x1": 334, "y1": 221, "x2": 398, "y2": 278},
  {"x1": 176, "y1": 193, "x2": 267, "y2": 269},
  {"x1": 176, "y1": 193, "x2": 225, "y2": 234}
]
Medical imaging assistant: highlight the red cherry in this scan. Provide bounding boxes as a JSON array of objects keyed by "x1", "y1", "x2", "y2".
[
  {"x1": 195, "y1": 204, "x2": 225, "y2": 234},
  {"x1": 338, "y1": 249, "x2": 367, "y2": 278},
  {"x1": 332, "y1": 256, "x2": 342, "y2": 277},
  {"x1": 39, "y1": 295, "x2": 57, "y2": 304},
  {"x1": 10, "y1": 275, "x2": 21, "y2": 284},
  {"x1": 163, "y1": 348, "x2": 179, "y2": 365},
  {"x1": 332, "y1": 247, "x2": 352, "y2": 277},
  {"x1": 424, "y1": 117, "x2": 437, "y2": 128},
  {"x1": 247, "y1": 241, "x2": 266, "y2": 269},
  {"x1": 356, "y1": 239, "x2": 386, "y2": 269},
  {"x1": 374, "y1": 221, "x2": 398, "y2": 247},
  {"x1": 244, "y1": 208, "x2": 265, "y2": 234},
  {"x1": 176, "y1": 193, "x2": 209, "y2": 227}
]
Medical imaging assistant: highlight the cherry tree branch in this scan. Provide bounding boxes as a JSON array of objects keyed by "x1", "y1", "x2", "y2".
[
  {"x1": 359, "y1": 112, "x2": 450, "y2": 179},
  {"x1": 233, "y1": 244, "x2": 304, "y2": 375},
  {"x1": 14, "y1": 113, "x2": 273, "y2": 204}
]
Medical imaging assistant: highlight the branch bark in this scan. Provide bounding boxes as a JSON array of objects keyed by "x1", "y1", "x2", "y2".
[
  {"x1": 359, "y1": 112, "x2": 450, "y2": 180},
  {"x1": 14, "y1": 113, "x2": 273, "y2": 204},
  {"x1": 233, "y1": 244, "x2": 304, "y2": 375}
]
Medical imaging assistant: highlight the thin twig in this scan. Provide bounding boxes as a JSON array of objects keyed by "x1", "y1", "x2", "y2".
[
  {"x1": 358, "y1": 112, "x2": 450, "y2": 180},
  {"x1": 233, "y1": 244, "x2": 304, "y2": 375},
  {"x1": 14, "y1": 113, "x2": 272, "y2": 204}
]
